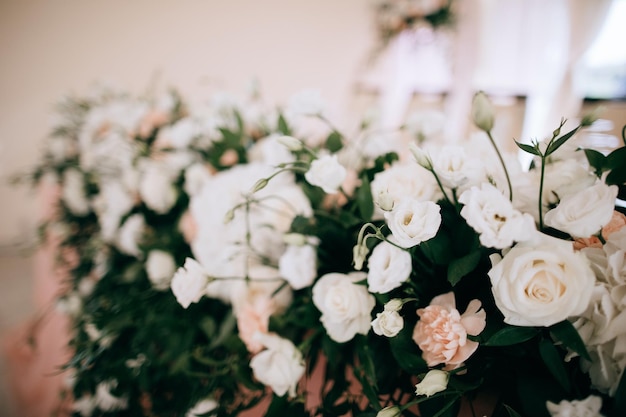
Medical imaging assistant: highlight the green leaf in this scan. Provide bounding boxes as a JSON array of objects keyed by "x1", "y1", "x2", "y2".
[
  {"x1": 610, "y1": 368, "x2": 626, "y2": 417},
  {"x1": 503, "y1": 404, "x2": 523, "y2": 417},
  {"x1": 538, "y1": 338, "x2": 571, "y2": 393},
  {"x1": 484, "y1": 326, "x2": 539, "y2": 346},
  {"x1": 325, "y1": 131, "x2": 343, "y2": 153},
  {"x1": 583, "y1": 148, "x2": 607, "y2": 176},
  {"x1": 389, "y1": 328, "x2": 428, "y2": 374},
  {"x1": 549, "y1": 320, "x2": 591, "y2": 361},
  {"x1": 209, "y1": 311, "x2": 236, "y2": 350},
  {"x1": 514, "y1": 140, "x2": 541, "y2": 156},
  {"x1": 447, "y1": 250, "x2": 481, "y2": 286},
  {"x1": 607, "y1": 162, "x2": 626, "y2": 186},
  {"x1": 277, "y1": 114, "x2": 291, "y2": 135},
  {"x1": 606, "y1": 146, "x2": 626, "y2": 169},
  {"x1": 356, "y1": 174, "x2": 374, "y2": 221},
  {"x1": 545, "y1": 126, "x2": 580, "y2": 156}
]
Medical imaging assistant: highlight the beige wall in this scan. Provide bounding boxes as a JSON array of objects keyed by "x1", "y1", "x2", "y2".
[{"x1": 0, "y1": 0, "x2": 375, "y2": 247}]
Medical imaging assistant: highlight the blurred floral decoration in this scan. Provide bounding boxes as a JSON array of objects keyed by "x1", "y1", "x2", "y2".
[
  {"x1": 23, "y1": 83, "x2": 626, "y2": 417},
  {"x1": 370, "y1": 0, "x2": 455, "y2": 52}
]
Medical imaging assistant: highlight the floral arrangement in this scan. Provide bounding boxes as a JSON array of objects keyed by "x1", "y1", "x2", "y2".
[
  {"x1": 25, "y1": 84, "x2": 626, "y2": 417},
  {"x1": 371, "y1": 0, "x2": 455, "y2": 50}
]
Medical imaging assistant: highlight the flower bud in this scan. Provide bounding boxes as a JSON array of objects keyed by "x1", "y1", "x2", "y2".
[
  {"x1": 251, "y1": 178, "x2": 269, "y2": 193},
  {"x1": 384, "y1": 298, "x2": 403, "y2": 312},
  {"x1": 471, "y1": 91, "x2": 495, "y2": 132},
  {"x1": 223, "y1": 209, "x2": 235, "y2": 224},
  {"x1": 374, "y1": 189, "x2": 394, "y2": 211},
  {"x1": 283, "y1": 233, "x2": 307, "y2": 246},
  {"x1": 415, "y1": 370, "x2": 449, "y2": 397},
  {"x1": 352, "y1": 243, "x2": 369, "y2": 270},
  {"x1": 408, "y1": 142, "x2": 432, "y2": 170},
  {"x1": 376, "y1": 406, "x2": 401, "y2": 417},
  {"x1": 277, "y1": 135, "x2": 303, "y2": 151}
]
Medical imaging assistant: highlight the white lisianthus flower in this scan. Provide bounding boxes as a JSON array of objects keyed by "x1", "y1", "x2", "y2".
[
  {"x1": 170, "y1": 258, "x2": 210, "y2": 309},
  {"x1": 415, "y1": 370, "x2": 450, "y2": 397},
  {"x1": 385, "y1": 198, "x2": 441, "y2": 248},
  {"x1": 116, "y1": 214, "x2": 145, "y2": 258},
  {"x1": 279, "y1": 243, "x2": 318, "y2": 290},
  {"x1": 367, "y1": 240, "x2": 412, "y2": 293},
  {"x1": 546, "y1": 395, "x2": 604, "y2": 417},
  {"x1": 371, "y1": 309, "x2": 404, "y2": 337},
  {"x1": 544, "y1": 180, "x2": 618, "y2": 238},
  {"x1": 249, "y1": 332, "x2": 305, "y2": 398},
  {"x1": 62, "y1": 168, "x2": 90, "y2": 216},
  {"x1": 145, "y1": 250, "x2": 177, "y2": 290},
  {"x1": 185, "y1": 398, "x2": 218, "y2": 417},
  {"x1": 304, "y1": 154, "x2": 347, "y2": 194},
  {"x1": 312, "y1": 272, "x2": 376, "y2": 343},
  {"x1": 94, "y1": 380, "x2": 128, "y2": 412},
  {"x1": 488, "y1": 234, "x2": 596, "y2": 327},
  {"x1": 459, "y1": 183, "x2": 536, "y2": 249},
  {"x1": 183, "y1": 163, "x2": 213, "y2": 197},
  {"x1": 139, "y1": 161, "x2": 178, "y2": 214},
  {"x1": 430, "y1": 145, "x2": 485, "y2": 190},
  {"x1": 376, "y1": 406, "x2": 402, "y2": 417}
]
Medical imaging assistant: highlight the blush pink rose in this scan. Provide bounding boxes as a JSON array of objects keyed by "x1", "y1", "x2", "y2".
[
  {"x1": 574, "y1": 211, "x2": 626, "y2": 250},
  {"x1": 236, "y1": 296, "x2": 275, "y2": 354},
  {"x1": 413, "y1": 292, "x2": 486, "y2": 369}
]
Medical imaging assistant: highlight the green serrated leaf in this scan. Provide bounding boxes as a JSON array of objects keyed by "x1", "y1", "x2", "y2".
[
  {"x1": 447, "y1": 250, "x2": 481, "y2": 286},
  {"x1": 549, "y1": 320, "x2": 591, "y2": 361},
  {"x1": 515, "y1": 140, "x2": 542, "y2": 156},
  {"x1": 484, "y1": 326, "x2": 539, "y2": 346},
  {"x1": 356, "y1": 174, "x2": 374, "y2": 221},
  {"x1": 326, "y1": 131, "x2": 343, "y2": 153},
  {"x1": 545, "y1": 126, "x2": 580, "y2": 156},
  {"x1": 538, "y1": 338, "x2": 571, "y2": 393}
]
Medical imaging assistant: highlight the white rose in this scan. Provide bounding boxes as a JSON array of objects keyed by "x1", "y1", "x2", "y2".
[
  {"x1": 139, "y1": 161, "x2": 178, "y2": 214},
  {"x1": 62, "y1": 168, "x2": 90, "y2": 216},
  {"x1": 116, "y1": 214, "x2": 145, "y2": 258},
  {"x1": 185, "y1": 398, "x2": 218, "y2": 417},
  {"x1": 279, "y1": 244, "x2": 318, "y2": 290},
  {"x1": 312, "y1": 272, "x2": 376, "y2": 343},
  {"x1": 171, "y1": 258, "x2": 210, "y2": 308},
  {"x1": 367, "y1": 240, "x2": 412, "y2": 293},
  {"x1": 371, "y1": 309, "x2": 404, "y2": 337},
  {"x1": 249, "y1": 332, "x2": 305, "y2": 397},
  {"x1": 545, "y1": 181, "x2": 618, "y2": 238},
  {"x1": 415, "y1": 370, "x2": 450, "y2": 397},
  {"x1": 304, "y1": 154, "x2": 347, "y2": 194},
  {"x1": 546, "y1": 395, "x2": 604, "y2": 417},
  {"x1": 385, "y1": 198, "x2": 441, "y2": 248},
  {"x1": 488, "y1": 234, "x2": 596, "y2": 327},
  {"x1": 146, "y1": 250, "x2": 177, "y2": 290},
  {"x1": 459, "y1": 183, "x2": 536, "y2": 249}
]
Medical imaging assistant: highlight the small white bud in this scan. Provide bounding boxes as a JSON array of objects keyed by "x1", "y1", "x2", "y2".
[
  {"x1": 384, "y1": 298, "x2": 403, "y2": 312},
  {"x1": 374, "y1": 189, "x2": 394, "y2": 211},
  {"x1": 353, "y1": 243, "x2": 369, "y2": 270},
  {"x1": 376, "y1": 406, "x2": 401, "y2": 417},
  {"x1": 283, "y1": 233, "x2": 308, "y2": 246},
  {"x1": 471, "y1": 91, "x2": 495, "y2": 132},
  {"x1": 251, "y1": 178, "x2": 269, "y2": 193},
  {"x1": 277, "y1": 135, "x2": 303, "y2": 151},
  {"x1": 408, "y1": 143, "x2": 432, "y2": 170},
  {"x1": 415, "y1": 370, "x2": 449, "y2": 397}
]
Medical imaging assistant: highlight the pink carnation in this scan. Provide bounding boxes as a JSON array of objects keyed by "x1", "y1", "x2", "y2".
[{"x1": 413, "y1": 292, "x2": 486, "y2": 369}]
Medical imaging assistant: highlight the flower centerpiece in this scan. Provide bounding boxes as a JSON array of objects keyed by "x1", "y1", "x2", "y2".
[{"x1": 23, "y1": 84, "x2": 626, "y2": 417}]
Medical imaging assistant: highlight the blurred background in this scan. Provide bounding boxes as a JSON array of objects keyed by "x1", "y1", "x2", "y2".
[{"x1": 1, "y1": 1, "x2": 625, "y2": 415}]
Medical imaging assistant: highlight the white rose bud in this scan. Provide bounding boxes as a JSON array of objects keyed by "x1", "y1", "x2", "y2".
[
  {"x1": 304, "y1": 154, "x2": 347, "y2": 194},
  {"x1": 385, "y1": 198, "x2": 441, "y2": 248},
  {"x1": 471, "y1": 91, "x2": 494, "y2": 132},
  {"x1": 408, "y1": 142, "x2": 433, "y2": 170},
  {"x1": 282, "y1": 233, "x2": 308, "y2": 246},
  {"x1": 376, "y1": 406, "x2": 401, "y2": 417},
  {"x1": 146, "y1": 250, "x2": 177, "y2": 290},
  {"x1": 415, "y1": 370, "x2": 449, "y2": 397},
  {"x1": 353, "y1": 243, "x2": 369, "y2": 271},
  {"x1": 374, "y1": 188, "x2": 395, "y2": 212},
  {"x1": 367, "y1": 240, "x2": 412, "y2": 294},
  {"x1": 384, "y1": 298, "x2": 403, "y2": 312},
  {"x1": 371, "y1": 309, "x2": 404, "y2": 337},
  {"x1": 277, "y1": 135, "x2": 303, "y2": 151}
]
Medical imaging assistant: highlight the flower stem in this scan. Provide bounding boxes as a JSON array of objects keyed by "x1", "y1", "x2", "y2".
[
  {"x1": 538, "y1": 155, "x2": 547, "y2": 231},
  {"x1": 486, "y1": 130, "x2": 512, "y2": 201}
]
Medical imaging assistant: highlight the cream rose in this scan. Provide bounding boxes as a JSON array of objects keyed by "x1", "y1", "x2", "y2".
[
  {"x1": 367, "y1": 240, "x2": 412, "y2": 294},
  {"x1": 312, "y1": 272, "x2": 376, "y2": 343},
  {"x1": 279, "y1": 242, "x2": 318, "y2": 290},
  {"x1": 459, "y1": 183, "x2": 536, "y2": 249},
  {"x1": 371, "y1": 309, "x2": 404, "y2": 337},
  {"x1": 304, "y1": 154, "x2": 347, "y2": 194},
  {"x1": 546, "y1": 395, "x2": 604, "y2": 417},
  {"x1": 249, "y1": 332, "x2": 305, "y2": 397},
  {"x1": 385, "y1": 198, "x2": 441, "y2": 248},
  {"x1": 413, "y1": 292, "x2": 486, "y2": 369},
  {"x1": 488, "y1": 234, "x2": 596, "y2": 327},
  {"x1": 544, "y1": 180, "x2": 618, "y2": 238},
  {"x1": 170, "y1": 258, "x2": 210, "y2": 309},
  {"x1": 414, "y1": 370, "x2": 450, "y2": 397}
]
